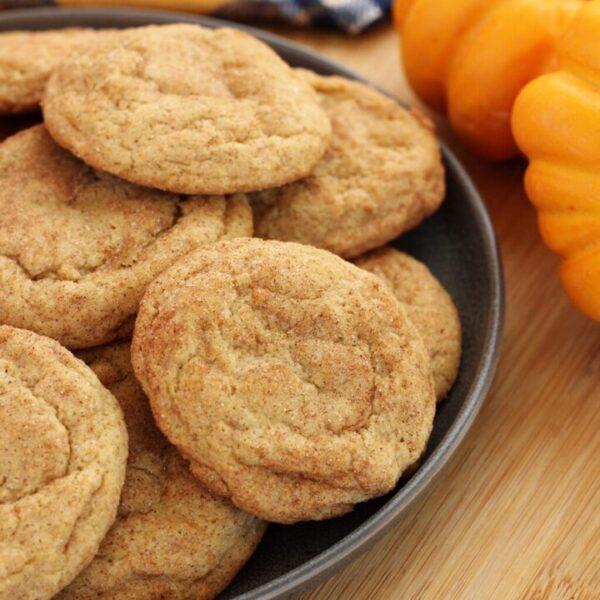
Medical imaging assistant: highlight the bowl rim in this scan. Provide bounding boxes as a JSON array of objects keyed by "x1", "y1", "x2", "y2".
[{"x1": 0, "y1": 7, "x2": 506, "y2": 599}]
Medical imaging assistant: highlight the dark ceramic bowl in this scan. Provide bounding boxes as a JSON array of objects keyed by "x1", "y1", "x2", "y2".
[{"x1": 0, "y1": 8, "x2": 505, "y2": 599}]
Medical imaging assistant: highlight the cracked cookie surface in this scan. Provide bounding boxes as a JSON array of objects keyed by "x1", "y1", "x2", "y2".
[
  {"x1": 60, "y1": 342, "x2": 266, "y2": 600},
  {"x1": 0, "y1": 325, "x2": 127, "y2": 600},
  {"x1": 355, "y1": 247, "x2": 461, "y2": 400},
  {"x1": 250, "y1": 70, "x2": 445, "y2": 258},
  {"x1": 43, "y1": 24, "x2": 331, "y2": 194},
  {"x1": 0, "y1": 28, "x2": 109, "y2": 114},
  {"x1": 131, "y1": 238, "x2": 436, "y2": 524},
  {"x1": 0, "y1": 125, "x2": 253, "y2": 349}
]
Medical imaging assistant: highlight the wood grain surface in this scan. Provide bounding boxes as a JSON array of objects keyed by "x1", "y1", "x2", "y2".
[
  {"x1": 0, "y1": 21, "x2": 596, "y2": 600},
  {"x1": 264, "y1": 24, "x2": 600, "y2": 600}
]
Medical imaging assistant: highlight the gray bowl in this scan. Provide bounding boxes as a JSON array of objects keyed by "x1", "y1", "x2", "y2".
[{"x1": 0, "y1": 8, "x2": 505, "y2": 599}]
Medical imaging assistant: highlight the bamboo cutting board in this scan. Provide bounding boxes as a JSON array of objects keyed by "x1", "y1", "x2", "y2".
[
  {"x1": 0, "y1": 20, "x2": 596, "y2": 600},
  {"x1": 265, "y1": 24, "x2": 600, "y2": 600}
]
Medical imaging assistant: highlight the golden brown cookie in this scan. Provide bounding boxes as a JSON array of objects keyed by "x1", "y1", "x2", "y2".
[
  {"x1": 0, "y1": 125, "x2": 252, "y2": 349},
  {"x1": 250, "y1": 69, "x2": 445, "y2": 258},
  {"x1": 131, "y1": 238, "x2": 436, "y2": 524},
  {"x1": 0, "y1": 28, "x2": 109, "y2": 114},
  {"x1": 59, "y1": 342, "x2": 266, "y2": 600},
  {"x1": 355, "y1": 247, "x2": 461, "y2": 400},
  {"x1": 43, "y1": 25, "x2": 331, "y2": 195},
  {"x1": 0, "y1": 325, "x2": 127, "y2": 600}
]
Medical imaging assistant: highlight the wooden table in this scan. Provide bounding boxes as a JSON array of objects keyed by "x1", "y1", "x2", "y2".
[
  {"x1": 265, "y1": 23, "x2": 600, "y2": 600},
  {"x1": 0, "y1": 18, "x2": 596, "y2": 600}
]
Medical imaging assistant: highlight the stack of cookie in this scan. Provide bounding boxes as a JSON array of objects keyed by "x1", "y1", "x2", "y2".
[{"x1": 0, "y1": 23, "x2": 461, "y2": 600}]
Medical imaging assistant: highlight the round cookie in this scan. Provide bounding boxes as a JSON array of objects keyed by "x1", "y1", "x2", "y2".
[
  {"x1": 250, "y1": 69, "x2": 445, "y2": 259},
  {"x1": 0, "y1": 125, "x2": 253, "y2": 349},
  {"x1": 355, "y1": 247, "x2": 461, "y2": 400},
  {"x1": 43, "y1": 24, "x2": 331, "y2": 195},
  {"x1": 0, "y1": 28, "x2": 109, "y2": 114},
  {"x1": 0, "y1": 325, "x2": 127, "y2": 600},
  {"x1": 60, "y1": 342, "x2": 266, "y2": 600},
  {"x1": 131, "y1": 238, "x2": 436, "y2": 524}
]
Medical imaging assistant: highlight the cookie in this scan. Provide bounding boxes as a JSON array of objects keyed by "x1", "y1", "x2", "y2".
[
  {"x1": 60, "y1": 342, "x2": 266, "y2": 600},
  {"x1": 0, "y1": 28, "x2": 108, "y2": 114},
  {"x1": 250, "y1": 69, "x2": 445, "y2": 258},
  {"x1": 0, "y1": 325, "x2": 127, "y2": 600},
  {"x1": 43, "y1": 24, "x2": 331, "y2": 195},
  {"x1": 0, "y1": 125, "x2": 252, "y2": 349},
  {"x1": 131, "y1": 238, "x2": 435, "y2": 524},
  {"x1": 355, "y1": 247, "x2": 461, "y2": 400}
]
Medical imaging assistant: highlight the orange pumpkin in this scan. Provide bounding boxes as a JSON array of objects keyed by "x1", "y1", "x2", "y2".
[
  {"x1": 393, "y1": 0, "x2": 585, "y2": 160},
  {"x1": 512, "y1": 1, "x2": 600, "y2": 320}
]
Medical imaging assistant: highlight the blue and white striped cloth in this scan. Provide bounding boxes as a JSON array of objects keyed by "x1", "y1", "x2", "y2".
[
  {"x1": 0, "y1": 0, "x2": 393, "y2": 34},
  {"x1": 268, "y1": 0, "x2": 391, "y2": 33}
]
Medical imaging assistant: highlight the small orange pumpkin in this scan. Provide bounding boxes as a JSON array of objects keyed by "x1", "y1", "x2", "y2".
[
  {"x1": 393, "y1": 0, "x2": 585, "y2": 160},
  {"x1": 512, "y1": 1, "x2": 600, "y2": 320}
]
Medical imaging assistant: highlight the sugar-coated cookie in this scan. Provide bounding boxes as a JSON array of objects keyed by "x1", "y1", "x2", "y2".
[
  {"x1": 0, "y1": 125, "x2": 252, "y2": 349},
  {"x1": 0, "y1": 28, "x2": 109, "y2": 114},
  {"x1": 0, "y1": 325, "x2": 127, "y2": 600},
  {"x1": 251, "y1": 70, "x2": 445, "y2": 258},
  {"x1": 132, "y1": 238, "x2": 435, "y2": 524},
  {"x1": 43, "y1": 25, "x2": 331, "y2": 194},
  {"x1": 60, "y1": 342, "x2": 266, "y2": 600},
  {"x1": 355, "y1": 246, "x2": 461, "y2": 400}
]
